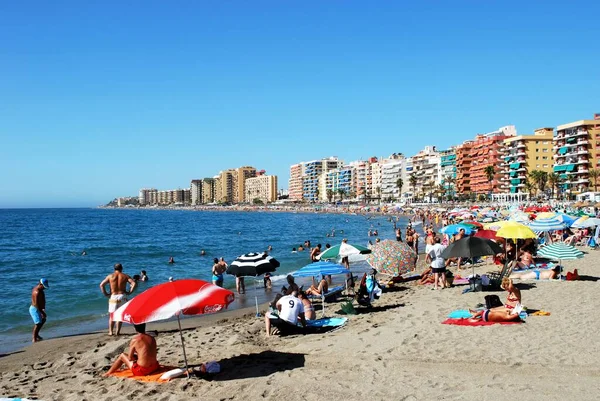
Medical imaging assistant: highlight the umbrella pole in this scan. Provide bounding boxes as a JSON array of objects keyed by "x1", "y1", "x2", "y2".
[
  {"x1": 254, "y1": 277, "x2": 260, "y2": 317},
  {"x1": 177, "y1": 314, "x2": 191, "y2": 379}
]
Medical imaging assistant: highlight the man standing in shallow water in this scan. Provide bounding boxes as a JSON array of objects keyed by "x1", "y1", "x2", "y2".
[
  {"x1": 30, "y1": 278, "x2": 49, "y2": 343},
  {"x1": 100, "y1": 263, "x2": 137, "y2": 336}
]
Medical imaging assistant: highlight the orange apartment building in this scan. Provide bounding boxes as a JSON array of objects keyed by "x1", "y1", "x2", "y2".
[{"x1": 456, "y1": 141, "x2": 473, "y2": 195}]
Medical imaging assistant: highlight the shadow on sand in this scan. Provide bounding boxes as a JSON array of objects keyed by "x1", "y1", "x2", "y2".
[
  {"x1": 352, "y1": 302, "x2": 405, "y2": 314},
  {"x1": 194, "y1": 350, "x2": 305, "y2": 381}
]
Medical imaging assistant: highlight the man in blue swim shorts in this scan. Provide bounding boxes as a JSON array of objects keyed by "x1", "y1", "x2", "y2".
[{"x1": 30, "y1": 278, "x2": 49, "y2": 343}]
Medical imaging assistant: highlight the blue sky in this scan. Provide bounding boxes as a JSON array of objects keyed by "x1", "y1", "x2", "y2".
[{"x1": 1, "y1": 1, "x2": 599, "y2": 207}]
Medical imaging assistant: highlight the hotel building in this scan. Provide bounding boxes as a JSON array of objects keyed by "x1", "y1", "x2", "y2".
[
  {"x1": 245, "y1": 175, "x2": 278, "y2": 203},
  {"x1": 503, "y1": 128, "x2": 553, "y2": 197},
  {"x1": 553, "y1": 114, "x2": 600, "y2": 195},
  {"x1": 138, "y1": 188, "x2": 157, "y2": 206},
  {"x1": 201, "y1": 178, "x2": 215, "y2": 203}
]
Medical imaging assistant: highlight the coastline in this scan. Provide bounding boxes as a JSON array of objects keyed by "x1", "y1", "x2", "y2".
[{"x1": 3, "y1": 250, "x2": 599, "y2": 400}]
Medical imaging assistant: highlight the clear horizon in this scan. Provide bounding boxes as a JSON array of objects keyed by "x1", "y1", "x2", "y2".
[{"x1": 2, "y1": 1, "x2": 599, "y2": 208}]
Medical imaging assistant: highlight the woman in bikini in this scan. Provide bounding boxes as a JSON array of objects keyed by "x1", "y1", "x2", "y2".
[
  {"x1": 406, "y1": 228, "x2": 414, "y2": 250},
  {"x1": 510, "y1": 265, "x2": 561, "y2": 280},
  {"x1": 500, "y1": 278, "x2": 521, "y2": 309},
  {"x1": 305, "y1": 276, "x2": 328, "y2": 296}
]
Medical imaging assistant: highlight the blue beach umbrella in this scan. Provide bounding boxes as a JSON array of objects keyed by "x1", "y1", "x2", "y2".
[
  {"x1": 293, "y1": 261, "x2": 348, "y2": 277},
  {"x1": 527, "y1": 217, "x2": 567, "y2": 232},
  {"x1": 293, "y1": 261, "x2": 349, "y2": 317},
  {"x1": 440, "y1": 224, "x2": 474, "y2": 236}
]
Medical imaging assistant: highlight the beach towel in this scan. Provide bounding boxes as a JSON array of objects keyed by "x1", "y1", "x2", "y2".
[
  {"x1": 1, "y1": 399, "x2": 37, "y2": 401},
  {"x1": 448, "y1": 309, "x2": 527, "y2": 320},
  {"x1": 108, "y1": 365, "x2": 179, "y2": 383},
  {"x1": 305, "y1": 317, "x2": 348, "y2": 327},
  {"x1": 442, "y1": 318, "x2": 522, "y2": 326}
]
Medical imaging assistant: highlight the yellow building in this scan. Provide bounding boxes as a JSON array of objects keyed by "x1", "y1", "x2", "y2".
[
  {"x1": 234, "y1": 166, "x2": 257, "y2": 203},
  {"x1": 245, "y1": 175, "x2": 278, "y2": 204},
  {"x1": 503, "y1": 128, "x2": 554, "y2": 197},
  {"x1": 553, "y1": 115, "x2": 600, "y2": 195}
]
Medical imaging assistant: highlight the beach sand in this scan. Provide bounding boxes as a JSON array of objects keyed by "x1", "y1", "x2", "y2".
[{"x1": 2, "y1": 252, "x2": 600, "y2": 401}]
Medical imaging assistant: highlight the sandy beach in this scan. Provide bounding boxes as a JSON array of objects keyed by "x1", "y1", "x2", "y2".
[{"x1": 2, "y1": 250, "x2": 600, "y2": 401}]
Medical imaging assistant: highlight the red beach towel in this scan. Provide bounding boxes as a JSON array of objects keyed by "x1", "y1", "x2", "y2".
[
  {"x1": 108, "y1": 365, "x2": 178, "y2": 383},
  {"x1": 442, "y1": 318, "x2": 522, "y2": 326}
]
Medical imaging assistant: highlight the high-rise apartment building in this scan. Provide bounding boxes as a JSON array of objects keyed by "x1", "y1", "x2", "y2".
[
  {"x1": 380, "y1": 154, "x2": 407, "y2": 201},
  {"x1": 288, "y1": 163, "x2": 304, "y2": 201},
  {"x1": 439, "y1": 148, "x2": 457, "y2": 198},
  {"x1": 503, "y1": 128, "x2": 553, "y2": 197},
  {"x1": 201, "y1": 178, "x2": 215, "y2": 203},
  {"x1": 190, "y1": 180, "x2": 203, "y2": 205},
  {"x1": 456, "y1": 141, "x2": 473, "y2": 195},
  {"x1": 467, "y1": 126, "x2": 516, "y2": 195},
  {"x1": 553, "y1": 114, "x2": 600, "y2": 195},
  {"x1": 216, "y1": 170, "x2": 234, "y2": 203},
  {"x1": 234, "y1": 166, "x2": 256, "y2": 203},
  {"x1": 301, "y1": 157, "x2": 344, "y2": 202},
  {"x1": 410, "y1": 146, "x2": 442, "y2": 199},
  {"x1": 245, "y1": 175, "x2": 278, "y2": 203},
  {"x1": 138, "y1": 188, "x2": 157, "y2": 206}
]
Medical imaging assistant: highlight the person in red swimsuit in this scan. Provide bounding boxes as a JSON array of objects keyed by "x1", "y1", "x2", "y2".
[{"x1": 104, "y1": 324, "x2": 159, "y2": 377}]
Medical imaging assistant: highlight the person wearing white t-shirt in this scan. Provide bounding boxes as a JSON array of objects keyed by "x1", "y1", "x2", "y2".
[
  {"x1": 427, "y1": 237, "x2": 447, "y2": 290},
  {"x1": 265, "y1": 292, "x2": 306, "y2": 336}
]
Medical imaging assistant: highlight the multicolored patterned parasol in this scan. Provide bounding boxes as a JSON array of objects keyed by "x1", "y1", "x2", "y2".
[{"x1": 366, "y1": 239, "x2": 417, "y2": 276}]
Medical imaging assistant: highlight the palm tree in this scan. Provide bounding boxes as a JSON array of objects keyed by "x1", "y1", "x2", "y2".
[
  {"x1": 437, "y1": 184, "x2": 446, "y2": 203},
  {"x1": 548, "y1": 173, "x2": 559, "y2": 199},
  {"x1": 337, "y1": 188, "x2": 346, "y2": 201},
  {"x1": 396, "y1": 178, "x2": 403, "y2": 201},
  {"x1": 376, "y1": 187, "x2": 381, "y2": 204},
  {"x1": 426, "y1": 180, "x2": 435, "y2": 203},
  {"x1": 524, "y1": 179, "x2": 535, "y2": 199},
  {"x1": 326, "y1": 189, "x2": 334, "y2": 203},
  {"x1": 528, "y1": 170, "x2": 548, "y2": 196},
  {"x1": 314, "y1": 187, "x2": 320, "y2": 203},
  {"x1": 484, "y1": 165, "x2": 495, "y2": 196},
  {"x1": 409, "y1": 174, "x2": 417, "y2": 201},
  {"x1": 589, "y1": 168, "x2": 600, "y2": 192}
]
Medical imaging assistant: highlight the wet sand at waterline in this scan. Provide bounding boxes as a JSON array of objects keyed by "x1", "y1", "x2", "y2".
[{"x1": 2, "y1": 252, "x2": 600, "y2": 401}]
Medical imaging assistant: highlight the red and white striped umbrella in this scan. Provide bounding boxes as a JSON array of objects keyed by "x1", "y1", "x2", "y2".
[
  {"x1": 112, "y1": 279, "x2": 234, "y2": 377},
  {"x1": 113, "y1": 279, "x2": 235, "y2": 324}
]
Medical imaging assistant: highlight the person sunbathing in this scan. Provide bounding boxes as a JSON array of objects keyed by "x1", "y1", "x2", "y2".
[
  {"x1": 469, "y1": 308, "x2": 522, "y2": 323},
  {"x1": 516, "y1": 250, "x2": 535, "y2": 270},
  {"x1": 510, "y1": 265, "x2": 560, "y2": 280},
  {"x1": 305, "y1": 276, "x2": 328, "y2": 296},
  {"x1": 104, "y1": 323, "x2": 159, "y2": 377}
]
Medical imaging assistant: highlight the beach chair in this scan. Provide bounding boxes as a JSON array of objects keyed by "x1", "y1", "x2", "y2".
[
  {"x1": 486, "y1": 260, "x2": 515, "y2": 290},
  {"x1": 307, "y1": 285, "x2": 345, "y2": 317}
]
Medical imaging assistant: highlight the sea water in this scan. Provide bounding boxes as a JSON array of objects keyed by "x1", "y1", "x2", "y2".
[{"x1": 0, "y1": 208, "x2": 418, "y2": 353}]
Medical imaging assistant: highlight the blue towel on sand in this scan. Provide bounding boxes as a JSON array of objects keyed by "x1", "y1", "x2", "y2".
[
  {"x1": 448, "y1": 309, "x2": 527, "y2": 320},
  {"x1": 305, "y1": 317, "x2": 348, "y2": 327}
]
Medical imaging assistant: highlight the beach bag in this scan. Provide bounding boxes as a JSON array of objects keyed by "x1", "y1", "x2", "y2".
[
  {"x1": 203, "y1": 361, "x2": 221, "y2": 374},
  {"x1": 485, "y1": 295, "x2": 503, "y2": 310}
]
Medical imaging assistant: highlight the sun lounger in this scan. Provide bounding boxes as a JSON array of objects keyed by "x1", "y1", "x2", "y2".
[{"x1": 486, "y1": 261, "x2": 515, "y2": 290}]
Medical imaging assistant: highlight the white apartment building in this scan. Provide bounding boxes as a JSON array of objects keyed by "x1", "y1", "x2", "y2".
[
  {"x1": 409, "y1": 146, "x2": 442, "y2": 199},
  {"x1": 190, "y1": 180, "x2": 202, "y2": 205},
  {"x1": 380, "y1": 154, "x2": 407, "y2": 201},
  {"x1": 245, "y1": 175, "x2": 278, "y2": 204}
]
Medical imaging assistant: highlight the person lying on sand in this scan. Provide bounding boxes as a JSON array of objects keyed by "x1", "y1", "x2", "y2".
[
  {"x1": 104, "y1": 323, "x2": 159, "y2": 377},
  {"x1": 469, "y1": 308, "x2": 522, "y2": 323},
  {"x1": 305, "y1": 276, "x2": 328, "y2": 296},
  {"x1": 510, "y1": 265, "x2": 560, "y2": 281}
]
